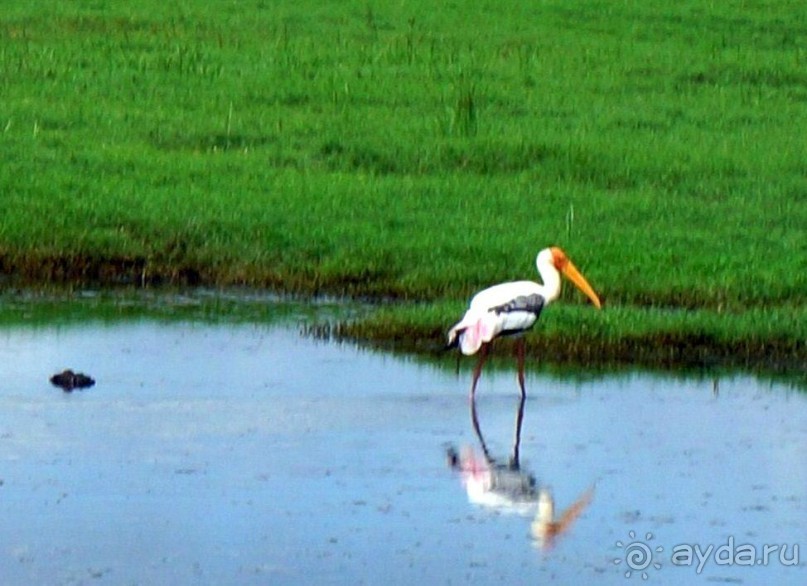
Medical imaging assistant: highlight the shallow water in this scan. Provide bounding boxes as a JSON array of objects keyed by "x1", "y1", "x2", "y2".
[{"x1": 0, "y1": 311, "x2": 804, "y2": 585}]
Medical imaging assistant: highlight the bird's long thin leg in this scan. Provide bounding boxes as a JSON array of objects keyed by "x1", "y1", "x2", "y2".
[
  {"x1": 509, "y1": 337, "x2": 527, "y2": 468},
  {"x1": 470, "y1": 393, "x2": 493, "y2": 464},
  {"x1": 515, "y1": 337, "x2": 527, "y2": 400},
  {"x1": 469, "y1": 343, "x2": 490, "y2": 401},
  {"x1": 511, "y1": 389, "x2": 526, "y2": 469}
]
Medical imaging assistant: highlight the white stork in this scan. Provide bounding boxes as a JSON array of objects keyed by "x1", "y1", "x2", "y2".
[{"x1": 447, "y1": 246, "x2": 602, "y2": 399}]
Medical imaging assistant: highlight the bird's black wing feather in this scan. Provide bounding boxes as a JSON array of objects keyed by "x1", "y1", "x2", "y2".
[{"x1": 490, "y1": 294, "x2": 545, "y2": 317}]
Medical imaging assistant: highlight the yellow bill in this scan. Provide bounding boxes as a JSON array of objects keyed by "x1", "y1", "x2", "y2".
[{"x1": 561, "y1": 260, "x2": 602, "y2": 309}]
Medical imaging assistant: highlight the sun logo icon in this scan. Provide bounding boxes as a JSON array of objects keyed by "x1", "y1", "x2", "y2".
[{"x1": 614, "y1": 530, "x2": 664, "y2": 579}]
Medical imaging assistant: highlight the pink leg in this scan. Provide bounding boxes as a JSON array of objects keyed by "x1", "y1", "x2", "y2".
[
  {"x1": 511, "y1": 390, "x2": 526, "y2": 469},
  {"x1": 515, "y1": 337, "x2": 526, "y2": 399},
  {"x1": 469, "y1": 343, "x2": 490, "y2": 401}
]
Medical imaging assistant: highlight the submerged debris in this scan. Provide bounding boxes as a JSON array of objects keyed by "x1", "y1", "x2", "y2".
[{"x1": 50, "y1": 369, "x2": 95, "y2": 392}]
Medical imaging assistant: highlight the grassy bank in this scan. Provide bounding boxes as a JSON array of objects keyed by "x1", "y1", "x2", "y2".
[{"x1": 1, "y1": 1, "x2": 805, "y2": 371}]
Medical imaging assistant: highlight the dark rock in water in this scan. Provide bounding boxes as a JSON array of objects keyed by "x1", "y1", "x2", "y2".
[{"x1": 50, "y1": 369, "x2": 95, "y2": 392}]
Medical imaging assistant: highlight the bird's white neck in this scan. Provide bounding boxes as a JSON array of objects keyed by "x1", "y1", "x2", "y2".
[{"x1": 536, "y1": 249, "x2": 562, "y2": 303}]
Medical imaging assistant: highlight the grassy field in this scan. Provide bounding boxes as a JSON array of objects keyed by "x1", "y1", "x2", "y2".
[{"x1": 1, "y1": 1, "x2": 805, "y2": 372}]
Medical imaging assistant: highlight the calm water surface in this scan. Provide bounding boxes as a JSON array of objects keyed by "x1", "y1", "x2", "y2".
[{"x1": 0, "y1": 311, "x2": 804, "y2": 585}]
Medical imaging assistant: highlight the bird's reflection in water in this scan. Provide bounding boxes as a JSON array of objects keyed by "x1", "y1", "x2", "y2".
[
  {"x1": 447, "y1": 395, "x2": 594, "y2": 550},
  {"x1": 532, "y1": 483, "x2": 594, "y2": 550}
]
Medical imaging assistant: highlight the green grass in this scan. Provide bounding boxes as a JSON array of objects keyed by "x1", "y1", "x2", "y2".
[{"x1": 1, "y1": 1, "x2": 805, "y2": 372}]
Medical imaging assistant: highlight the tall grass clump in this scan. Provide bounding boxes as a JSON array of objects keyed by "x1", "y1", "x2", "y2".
[{"x1": 448, "y1": 78, "x2": 478, "y2": 137}]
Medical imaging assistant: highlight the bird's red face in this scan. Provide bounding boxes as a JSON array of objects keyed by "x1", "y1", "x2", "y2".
[
  {"x1": 549, "y1": 247, "x2": 570, "y2": 271},
  {"x1": 549, "y1": 247, "x2": 602, "y2": 309}
]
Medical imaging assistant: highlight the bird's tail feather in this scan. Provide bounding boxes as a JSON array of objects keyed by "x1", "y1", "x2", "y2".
[
  {"x1": 446, "y1": 312, "x2": 498, "y2": 356},
  {"x1": 444, "y1": 328, "x2": 462, "y2": 351}
]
